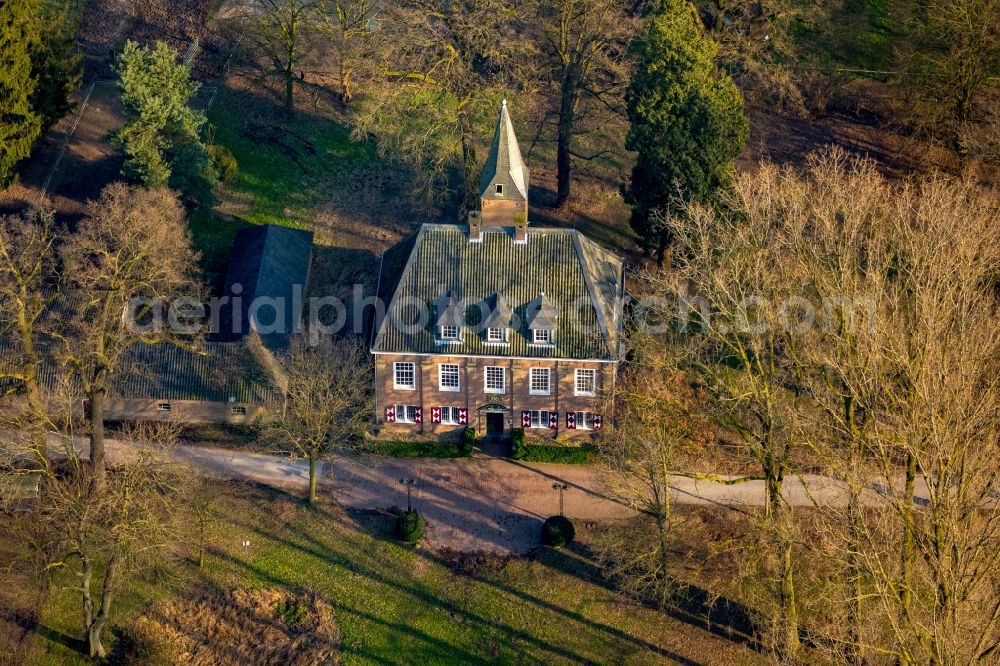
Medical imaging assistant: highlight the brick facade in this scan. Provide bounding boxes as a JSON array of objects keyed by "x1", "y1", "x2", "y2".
[{"x1": 375, "y1": 353, "x2": 609, "y2": 439}]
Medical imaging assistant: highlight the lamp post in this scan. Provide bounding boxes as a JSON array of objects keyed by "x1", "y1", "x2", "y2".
[
  {"x1": 399, "y1": 478, "x2": 417, "y2": 511},
  {"x1": 552, "y1": 483, "x2": 570, "y2": 516}
]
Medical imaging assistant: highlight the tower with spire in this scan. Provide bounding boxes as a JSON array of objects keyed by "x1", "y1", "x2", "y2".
[{"x1": 469, "y1": 99, "x2": 529, "y2": 243}]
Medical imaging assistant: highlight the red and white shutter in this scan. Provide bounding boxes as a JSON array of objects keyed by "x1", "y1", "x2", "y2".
[
  {"x1": 414, "y1": 406, "x2": 423, "y2": 424},
  {"x1": 566, "y1": 411, "x2": 576, "y2": 429},
  {"x1": 548, "y1": 411, "x2": 558, "y2": 429},
  {"x1": 431, "y1": 407, "x2": 442, "y2": 424},
  {"x1": 593, "y1": 414, "x2": 603, "y2": 429},
  {"x1": 521, "y1": 411, "x2": 531, "y2": 428},
  {"x1": 384, "y1": 405, "x2": 396, "y2": 423},
  {"x1": 458, "y1": 408, "x2": 468, "y2": 425}
]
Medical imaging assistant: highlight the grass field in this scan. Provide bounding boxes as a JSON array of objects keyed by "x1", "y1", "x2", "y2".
[{"x1": 23, "y1": 482, "x2": 764, "y2": 665}]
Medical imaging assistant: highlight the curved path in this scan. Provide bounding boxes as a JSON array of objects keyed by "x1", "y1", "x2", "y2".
[{"x1": 92, "y1": 439, "x2": 932, "y2": 554}]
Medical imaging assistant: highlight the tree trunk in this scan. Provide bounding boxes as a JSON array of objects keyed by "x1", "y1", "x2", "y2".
[
  {"x1": 556, "y1": 66, "x2": 580, "y2": 208},
  {"x1": 308, "y1": 455, "x2": 319, "y2": 503},
  {"x1": 88, "y1": 388, "x2": 106, "y2": 483},
  {"x1": 87, "y1": 553, "x2": 120, "y2": 659},
  {"x1": 900, "y1": 452, "x2": 917, "y2": 629},
  {"x1": 779, "y1": 536, "x2": 800, "y2": 656}
]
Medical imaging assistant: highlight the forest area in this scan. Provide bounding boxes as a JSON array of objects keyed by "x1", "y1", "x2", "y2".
[{"x1": 1, "y1": 0, "x2": 999, "y2": 664}]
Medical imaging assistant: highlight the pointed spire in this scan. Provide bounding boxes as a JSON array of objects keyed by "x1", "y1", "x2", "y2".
[{"x1": 479, "y1": 100, "x2": 528, "y2": 201}]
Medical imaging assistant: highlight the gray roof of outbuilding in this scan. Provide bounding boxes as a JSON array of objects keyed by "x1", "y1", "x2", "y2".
[
  {"x1": 372, "y1": 224, "x2": 624, "y2": 360},
  {"x1": 220, "y1": 224, "x2": 314, "y2": 351},
  {"x1": 479, "y1": 101, "x2": 529, "y2": 201},
  {"x1": 0, "y1": 339, "x2": 284, "y2": 405}
]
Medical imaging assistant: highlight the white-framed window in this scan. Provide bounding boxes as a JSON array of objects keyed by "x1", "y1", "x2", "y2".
[
  {"x1": 439, "y1": 324, "x2": 459, "y2": 341},
  {"x1": 157, "y1": 402, "x2": 172, "y2": 412},
  {"x1": 486, "y1": 327, "x2": 507, "y2": 343},
  {"x1": 395, "y1": 404, "x2": 417, "y2": 423},
  {"x1": 495, "y1": 183, "x2": 504, "y2": 195},
  {"x1": 484, "y1": 366, "x2": 505, "y2": 393},
  {"x1": 529, "y1": 367, "x2": 550, "y2": 395},
  {"x1": 575, "y1": 411, "x2": 594, "y2": 430},
  {"x1": 530, "y1": 410, "x2": 550, "y2": 428},
  {"x1": 439, "y1": 363, "x2": 460, "y2": 391},
  {"x1": 575, "y1": 368, "x2": 596, "y2": 395},
  {"x1": 393, "y1": 362, "x2": 416, "y2": 390},
  {"x1": 231, "y1": 405, "x2": 247, "y2": 415},
  {"x1": 441, "y1": 406, "x2": 461, "y2": 424},
  {"x1": 532, "y1": 328, "x2": 552, "y2": 345}
]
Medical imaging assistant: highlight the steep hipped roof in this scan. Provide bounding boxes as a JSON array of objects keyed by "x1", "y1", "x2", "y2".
[
  {"x1": 372, "y1": 225, "x2": 624, "y2": 360},
  {"x1": 479, "y1": 100, "x2": 529, "y2": 201},
  {"x1": 220, "y1": 224, "x2": 314, "y2": 351}
]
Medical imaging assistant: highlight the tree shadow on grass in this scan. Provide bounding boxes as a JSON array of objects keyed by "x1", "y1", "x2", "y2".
[
  {"x1": 340, "y1": 508, "x2": 709, "y2": 665},
  {"x1": 553, "y1": 538, "x2": 765, "y2": 653}
]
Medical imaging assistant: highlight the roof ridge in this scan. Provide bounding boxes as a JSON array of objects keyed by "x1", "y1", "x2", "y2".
[
  {"x1": 372, "y1": 225, "x2": 429, "y2": 349},
  {"x1": 571, "y1": 230, "x2": 613, "y2": 344}
]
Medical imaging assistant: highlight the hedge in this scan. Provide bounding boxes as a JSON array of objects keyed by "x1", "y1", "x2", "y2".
[
  {"x1": 518, "y1": 445, "x2": 597, "y2": 465},
  {"x1": 370, "y1": 440, "x2": 472, "y2": 458}
]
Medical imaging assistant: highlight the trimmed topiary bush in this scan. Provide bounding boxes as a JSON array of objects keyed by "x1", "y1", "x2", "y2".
[
  {"x1": 459, "y1": 427, "x2": 476, "y2": 455},
  {"x1": 541, "y1": 515, "x2": 575, "y2": 548},
  {"x1": 511, "y1": 428, "x2": 527, "y2": 460},
  {"x1": 395, "y1": 510, "x2": 426, "y2": 543}
]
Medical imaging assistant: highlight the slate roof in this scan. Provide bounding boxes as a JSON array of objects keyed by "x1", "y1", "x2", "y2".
[
  {"x1": 479, "y1": 100, "x2": 528, "y2": 201},
  {"x1": 0, "y1": 339, "x2": 284, "y2": 405},
  {"x1": 220, "y1": 224, "x2": 314, "y2": 351},
  {"x1": 372, "y1": 225, "x2": 624, "y2": 360}
]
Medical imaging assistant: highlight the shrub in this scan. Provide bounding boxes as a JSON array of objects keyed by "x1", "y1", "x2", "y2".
[
  {"x1": 208, "y1": 143, "x2": 239, "y2": 184},
  {"x1": 395, "y1": 510, "x2": 426, "y2": 543},
  {"x1": 520, "y1": 445, "x2": 597, "y2": 465},
  {"x1": 511, "y1": 428, "x2": 527, "y2": 460},
  {"x1": 275, "y1": 599, "x2": 309, "y2": 625},
  {"x1": 372, "y1": 440, "x2": 468, "y2": 458},
  {"x1": 459, "y1": 427, "x2": 476, "y2": 455},
  {"x1": 541, "y1": 515, "x2": 575, "y2": 548}
]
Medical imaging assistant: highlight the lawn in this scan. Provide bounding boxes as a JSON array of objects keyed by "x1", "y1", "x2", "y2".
[
  {"x1": 24, "y1": 482, "x2": 764, "y2": 665},
  {"x1": 191, "y1": 85, "x2": 382, "y2": 286}
]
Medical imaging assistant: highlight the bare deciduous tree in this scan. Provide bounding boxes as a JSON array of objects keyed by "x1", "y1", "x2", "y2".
[
  {"x1": 0, "y1": 207, "x2": 60, "y2": 408},
  {"x1": 33, "y1": 417, "x2": 186, "y2": 658},
  {"x1": 532, "y1": 0, "x2": 634, "y2": 207},
  {"x1": 598, "y1": 333, "x2": 711, "y2": 609},
  {"x1": 314, "y1": 0, "x2": 378, "y2": 104},
  {"x1": 266, "y1": 335, "x2": 372, "y2": 503},
  {"x1": 353, "y1": 0, "x2": 534, "y2": 210},
  {"x1": 59, "y1": 183, "x2": 201, "y2": 484}
]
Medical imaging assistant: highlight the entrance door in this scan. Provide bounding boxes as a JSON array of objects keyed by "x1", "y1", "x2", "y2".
[{"x1": 485, "y1": 412, "x2": 505, "y2": 438}]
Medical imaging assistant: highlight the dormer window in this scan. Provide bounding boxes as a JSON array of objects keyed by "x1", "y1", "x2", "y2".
[
  {"x1": 495, "y1": 183, "x2": 503, "y2": 195},
  {"x1": 486, "y1": 327, "x2": 507, "y2": 343},
  {"x1": 434, "y1": 290, "x2": 463, "y2": 345},
  {"x1": 532, "y1": 328, "x2": 553, "y2": 345}
]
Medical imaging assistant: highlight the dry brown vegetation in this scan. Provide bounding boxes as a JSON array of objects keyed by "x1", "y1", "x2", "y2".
[{"x1": 114, "y1": 586, "x2": 341, "y2": 665}]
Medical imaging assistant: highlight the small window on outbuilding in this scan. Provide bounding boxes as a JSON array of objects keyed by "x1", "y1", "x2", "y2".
[
  {"x1": 495, "y1": 183, "x2": 503, "y2": 195},
  {"x1": 157, "y1": 402, "x2": 172, "y2": 412},
  {"x1": 231, "y1": 405, "x2": 247, "y2": 415}
]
